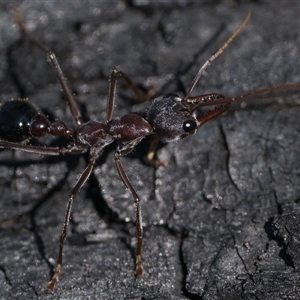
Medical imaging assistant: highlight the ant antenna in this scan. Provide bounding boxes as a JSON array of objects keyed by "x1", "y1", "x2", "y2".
[
  {"x1": 226, "y1": 83, "x2": 300, "y2": 103},
  {"x1": 190, "y1": 83, "x2": 300, "y2": 112},
  {"x1": 183, "y1": 11, "x2": 251, "y2": 102}
]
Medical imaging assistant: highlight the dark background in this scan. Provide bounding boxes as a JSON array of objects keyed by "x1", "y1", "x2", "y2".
[{"x1": 0, "y1": 1, "x2": 300, "y2": 299}]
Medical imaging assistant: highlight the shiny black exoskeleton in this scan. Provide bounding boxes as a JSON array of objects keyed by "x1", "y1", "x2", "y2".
[
  {"x1": 0, "y1": 100, "x2": 38, "y2": 142},
  {"x1": 0, "y1": 100, "x2": 74, "y2": 143}
]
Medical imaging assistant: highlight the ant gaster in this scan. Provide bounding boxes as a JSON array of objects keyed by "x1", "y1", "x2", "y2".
[{"x1": 1, "y1": 11, "x2": 300, "y2": 292}]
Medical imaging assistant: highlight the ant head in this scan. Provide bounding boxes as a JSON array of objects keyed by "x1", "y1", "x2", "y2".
[{"x1": 146, "y1": 94, "x2": 198, "y2": 143}]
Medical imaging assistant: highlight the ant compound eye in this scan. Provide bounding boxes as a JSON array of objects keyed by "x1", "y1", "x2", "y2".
[{"x1": 183, "y1": 120, "x2": 197, "y2": 133}]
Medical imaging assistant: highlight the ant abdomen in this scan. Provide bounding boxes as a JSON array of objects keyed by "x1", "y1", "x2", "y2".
[
  {"x1": 0, "y1": 100, "x2": 75, "y2": 143},
  {"x1": 0, "y1": 100, "x2": 42, "y2": 142}
]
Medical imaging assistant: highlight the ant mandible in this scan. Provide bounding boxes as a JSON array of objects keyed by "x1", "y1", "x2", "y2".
[{"x1": 1, "y1": 11, "x2": 300, "y2": 293}]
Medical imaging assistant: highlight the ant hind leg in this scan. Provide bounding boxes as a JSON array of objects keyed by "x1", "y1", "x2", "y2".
[{"x1": 14, "y1": 7, "x2": 83, "y2": 127}]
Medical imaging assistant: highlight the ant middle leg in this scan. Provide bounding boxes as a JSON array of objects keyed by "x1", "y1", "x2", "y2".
[
  {"x1": 47, "y1": 156, "x2": 97, "y2": 293},
  {"x1": 107, "y1": 68, "x2": 156, "y2": 121}
]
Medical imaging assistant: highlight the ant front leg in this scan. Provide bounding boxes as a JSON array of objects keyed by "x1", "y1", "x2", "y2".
[
  {"x1": 114, "y1": 150, "x2": 144, "y2": 277},
  {"x1": 147, "y1": 136, "x2": 167, "y2": 168},
  {"x1": 106, "y1": 110, "x2": 152, "y2": 277}
]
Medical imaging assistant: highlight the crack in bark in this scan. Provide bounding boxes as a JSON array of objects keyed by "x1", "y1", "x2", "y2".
[{"x1": 218, "y1": 122, "x2": 240, "y2": 192}]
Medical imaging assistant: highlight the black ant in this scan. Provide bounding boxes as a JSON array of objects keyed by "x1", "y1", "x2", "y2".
[{"x1": 1, "y1": 11, "x2": 300, "y2": 293}]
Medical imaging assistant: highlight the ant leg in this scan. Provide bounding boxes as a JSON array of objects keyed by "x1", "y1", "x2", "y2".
[
  {"x1": 147, "y1": 136, "x2": 167, "y2": 167},
  {"x1": 45, "y1": 51, "x2": 83, "y2": 127},
  {"x1": 114, "y1": 151, "x2": 144, "y2": 277},
  {"x1": 107, "y1": 68, "x2": 156, "y2": 121},
  {"x1": 15, "y1": 9, "x2": 82, "y2": 126},
  {"x1": 47, "y1": 156, "x2": 96, "y2": 293},
  {"x1": 0, "y1": 141, "x2": 87, "y2": 156}
]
